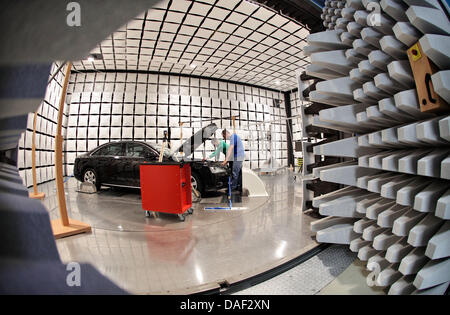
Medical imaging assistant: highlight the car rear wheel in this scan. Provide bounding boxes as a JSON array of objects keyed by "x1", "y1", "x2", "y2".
[{"x1": 82, "y1": 168, "x2": 101, "y2": 190}]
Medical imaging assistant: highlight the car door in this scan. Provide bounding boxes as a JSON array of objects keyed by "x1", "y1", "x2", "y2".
[
  {"x1": 122, "y1": 142, "x2": 159, "y2": 187},
  {"x1": 92, "y1": 142, "x2": 125, "y2": 185}
]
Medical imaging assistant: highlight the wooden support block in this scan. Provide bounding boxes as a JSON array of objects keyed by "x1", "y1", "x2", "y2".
[
  {"x1": 50, "y1": 218, "x2": 91, "y2": 239},
  {"x1": 407, "y1": 41, "x2": 450, "y2": 113}
]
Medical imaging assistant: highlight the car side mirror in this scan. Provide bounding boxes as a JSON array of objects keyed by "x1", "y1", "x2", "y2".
[{"x1": 145, "y1": 152, "x2": 157, "y2": 160}]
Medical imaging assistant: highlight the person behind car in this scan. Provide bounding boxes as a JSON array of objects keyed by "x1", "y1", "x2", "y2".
[
  {"x1": 203, "y1": 138, "x2": 229, "y2": 162},
  {"x1": 221, "y1": 129, "x2": 245, "y2": 193}
]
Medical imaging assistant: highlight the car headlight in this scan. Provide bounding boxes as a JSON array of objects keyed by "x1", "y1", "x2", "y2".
[{"x1": 209, "y1": 166, "x2": 226, "y2": 174}]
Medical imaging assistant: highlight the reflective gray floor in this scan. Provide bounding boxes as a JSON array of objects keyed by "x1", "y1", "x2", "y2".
[
  {"x1": 35, "y1": 171, "x2": 319, "y2": 294},
  {"x1": 234, "y1": 245, "x2": 357, "y2": 295}
]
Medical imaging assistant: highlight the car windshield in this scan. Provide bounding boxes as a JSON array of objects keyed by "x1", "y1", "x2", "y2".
[{"x1": 152, "y1": 144, "x2": 179, "y2": 162}]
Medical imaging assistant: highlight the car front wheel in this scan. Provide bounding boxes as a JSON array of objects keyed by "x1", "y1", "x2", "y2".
[
  {"x1": 82, "y1": 168, "x2": 101, "y2": 190},
  {"x1": 191, "y1": 172, "x2": 203, "y2": 196}
]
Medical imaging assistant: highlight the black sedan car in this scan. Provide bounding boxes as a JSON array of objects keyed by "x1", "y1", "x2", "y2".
[{"x1": 74, "y1": 124, "x2": 229, "y2": 196}]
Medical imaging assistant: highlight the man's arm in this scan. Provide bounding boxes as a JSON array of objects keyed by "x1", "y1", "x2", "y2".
[{"x1": 222, "y1": 144, "x2": 234, "y2": 165}]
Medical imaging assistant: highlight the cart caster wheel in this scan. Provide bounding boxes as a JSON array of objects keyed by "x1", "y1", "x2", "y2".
[
  {"x1": 145, "y1": 211, "x2": 151, "y2": 217},
  {"x1": 187, "y1": 208, "x2": 193, "y2": 215},
  {"x1": 178, "y1": 214, "x2": 186, "y2": 222}
]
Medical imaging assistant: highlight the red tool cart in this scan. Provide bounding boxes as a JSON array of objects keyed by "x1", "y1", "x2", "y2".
[{"x1": 140, "y1": 162, "x2": 193, "y2": 221}]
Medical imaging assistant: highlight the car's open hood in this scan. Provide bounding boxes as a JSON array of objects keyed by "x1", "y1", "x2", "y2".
[{"x1": 173, "y1": 123, "x2": 218, "y2": 158}]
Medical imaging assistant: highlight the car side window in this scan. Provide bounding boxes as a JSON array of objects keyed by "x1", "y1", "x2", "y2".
[
  {"x1": 126, "y1": 143, "x2": 154, "y2": 158},
  {"x1": 93, "y1": 143, "x2": 124, "y2": 156}
]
